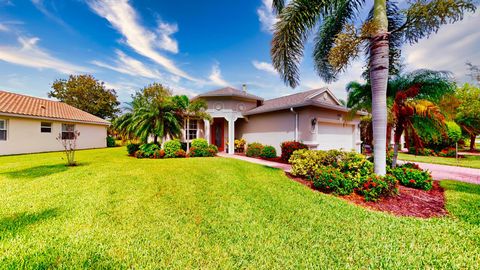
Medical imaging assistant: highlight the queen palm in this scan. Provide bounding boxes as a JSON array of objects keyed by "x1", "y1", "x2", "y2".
[{"x1": 270, "y1": 0, "x2": 475, "y2": 174}]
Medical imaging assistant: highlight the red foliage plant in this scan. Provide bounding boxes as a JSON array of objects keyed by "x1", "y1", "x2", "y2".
[{"x1": 280, "y1": 141, "x2": 308, "y2": 162}]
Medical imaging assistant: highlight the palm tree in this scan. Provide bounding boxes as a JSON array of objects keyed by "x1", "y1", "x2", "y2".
[
  {"x1": 113, "y1": 83, "x2": 184, "y2": 144},
  {"x1": 270, "y1": 0, "x2": 475, "y2": 175},
  {"x1": 346, "y1": 69, "x2": 455, "y2": 167},
  {"x1": 173, "y1": 95, "x2": 211, "y2": 152}
]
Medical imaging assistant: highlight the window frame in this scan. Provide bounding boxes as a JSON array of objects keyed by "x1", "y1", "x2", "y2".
[
  {"x1": 61, "y1": 123, "x2": 75, "y2": 140},
  {"x1": 187, "y1": 119, "x2": 198, "y2": 141},
  {"x1": 0, "y1": 119, "x2": 7, "y2": 141},
  {"x1": 40, "y1": 122, "x2": 52, "y2": 133}
]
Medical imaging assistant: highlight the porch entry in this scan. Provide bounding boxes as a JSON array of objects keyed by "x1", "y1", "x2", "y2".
[{"x1": 211, "y1": 118, "x2": 225, "y2": 152}]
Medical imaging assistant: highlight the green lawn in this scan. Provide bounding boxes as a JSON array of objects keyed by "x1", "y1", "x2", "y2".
[
  {"x1": 1, "y1": 148, "x2": 479, "y2": 269},
  {"x1": 399, "y1": 152, "x2": 480, "y2": 169}
]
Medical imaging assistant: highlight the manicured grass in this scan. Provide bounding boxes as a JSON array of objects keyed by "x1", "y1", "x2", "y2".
[
  {"x1": 399, "y1": 152, "x2": 480, "y2": 169},
  {"x1": 1, "y1": 148, "x2": 480, "y2": 269}
]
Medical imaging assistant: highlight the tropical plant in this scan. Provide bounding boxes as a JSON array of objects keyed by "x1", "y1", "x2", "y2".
[
  {"x1": 56, "y1": 130, "x2": 80, "y2": 166},
  {"x1": 270, "y1": 0, "x2": 475, "y2": 174},
  {"x1": 113, "y1": 83, "x2": 185, "y2": 144},
  {"x1": 455, "y1": 83, "x2": 480, "y2": 151},
  {"x1": 164, "y1": 139, "x2": 182, "y2": 158}
]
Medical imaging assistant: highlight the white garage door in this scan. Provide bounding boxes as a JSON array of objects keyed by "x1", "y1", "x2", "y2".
[{"x1": 317, "y1": 123, "x2": 354, "y2": 151}]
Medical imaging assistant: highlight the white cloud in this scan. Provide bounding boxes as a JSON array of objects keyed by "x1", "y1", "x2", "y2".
[
  {"x1": 156, "y1": 21, "x2": 178, "y2": 53},
  {"x1": 403, "y1": 13, "x2": 480, "y2": 81},
  {"x1": 0, "y1": 36, "x2": 90, "y2": 74},
  {"x1": 257, "y1": 0, "x2": 278, "y2": 33},
  {"x1": 92, "y1": 50, "x2": 162, "y2": 79},
  {"x1": 252, "y1": 60, "x2": 277, "y2": 75},
  {"x1": 0, "y1": 23, "x2": 9, "y2": 32},
  {"x1": 208, "y1": 63, "x2": 229, "y2": 86},
  {"x1": 87, "y1": 0, "x2": 196, "y2": 81}
]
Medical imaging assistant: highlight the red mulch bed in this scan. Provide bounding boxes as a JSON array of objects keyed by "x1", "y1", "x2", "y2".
[{"x1": 286, "y1": 173, "x2": 447, "y2": 218}]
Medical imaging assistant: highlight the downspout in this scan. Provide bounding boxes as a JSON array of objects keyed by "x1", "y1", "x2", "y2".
[{"x1": 290, "y1": 108, "x2": 298, "y2": 141}]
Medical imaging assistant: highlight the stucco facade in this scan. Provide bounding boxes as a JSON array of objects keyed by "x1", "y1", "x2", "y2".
[
  {"x1": 0, "y1": 116, "x2": 108, "y2": 156},
  {"x1": 184, "y1": 87, "x2": 363, "y2": 154}
]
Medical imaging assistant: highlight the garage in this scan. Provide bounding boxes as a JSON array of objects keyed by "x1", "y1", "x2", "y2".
[{"x1": 317, "y1": 122, "x2": 355, "y2": 151}]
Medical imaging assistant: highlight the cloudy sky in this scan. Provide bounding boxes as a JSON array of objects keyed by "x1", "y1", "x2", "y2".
[{"x1": 0, "y1": 0, "x2": 478, "y2": 103}]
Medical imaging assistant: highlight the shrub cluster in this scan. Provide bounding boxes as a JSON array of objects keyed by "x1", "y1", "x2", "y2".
[
  {"x1": 357, "y1": 174, "x2": 399, "y2": 202},
  {"x1": 280, "y1": 141, "x2": 308, "y2": 162},
  {"x1": 408, "y1": 147, "x2": 457, "y2": 157},
  {"x1": 390, "y1": 165, "x2": 433, "y2": 190},
  {"x1": 311, "y1": 166, "x2": 354, "y2": 195},
  {"x1": 126, "y1": 138, "x2": 218, "y2": 159},
  {"x1": 260, "y1": 145, "x2": 277, "y2": 159},
  {"x1": 234, "y1": 138, "x2": 246, "y2": 153},
  {"x1": 188, "y1": 139, "x2": 218, "y2": 157},
  {"x1": 107, "y1": 136, "x2": 116, "y2": 147},
  {"x1": 246, "y1": 142, "x2": 264, "y2": 157}
]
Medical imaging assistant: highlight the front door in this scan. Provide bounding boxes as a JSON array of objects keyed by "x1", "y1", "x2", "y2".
[{"x1": 211, "y1": 118, "x2": 225, "y2": 151}]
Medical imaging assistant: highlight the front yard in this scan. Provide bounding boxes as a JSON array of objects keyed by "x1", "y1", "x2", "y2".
[
  {"x1": 399, "y1": 152, "x2": 480, "y2": 169},
  {"x1": 1, "y1": 148, "x2": 479, "y2": 268}
]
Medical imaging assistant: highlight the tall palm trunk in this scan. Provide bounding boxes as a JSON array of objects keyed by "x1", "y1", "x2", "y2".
[
  {"x1": 470, "y1": 134, "x2": 477, "y2": 151},
  {"x1": 370, "y1": 0, "x2": 389, "y2": 175}
]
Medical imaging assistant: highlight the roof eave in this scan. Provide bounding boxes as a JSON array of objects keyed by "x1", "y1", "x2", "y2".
[{"x1": 0, "y1": 112, "x2": 110, "y2": 126}]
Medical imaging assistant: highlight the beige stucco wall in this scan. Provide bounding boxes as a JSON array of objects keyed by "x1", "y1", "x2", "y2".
[
  {"x1": 236, "y1": 106, "x2": 361, "y2": 153},
  {"x1": 0, "y1": 116, "x2": 107, "y2": 156}
]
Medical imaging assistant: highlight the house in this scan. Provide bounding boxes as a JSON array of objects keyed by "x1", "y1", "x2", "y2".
[
  {"x1": 0, "y1": 90, "x2": 109, "y2": 156},
  {"x1": 185, "y1": 86, "x2": 366, "y2": 154}
]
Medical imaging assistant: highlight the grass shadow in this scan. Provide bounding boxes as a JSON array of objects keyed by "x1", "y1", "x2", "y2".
[
  {"x1": 0, "y1": 208, "x2": 58, "y2": 240},
  {"x1": 2, "y1": 164, "x2": 69, "y2": 179}
]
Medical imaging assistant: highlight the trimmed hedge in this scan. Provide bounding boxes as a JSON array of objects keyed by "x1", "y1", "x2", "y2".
[
  {"x1": 246, "y1": 142, "x2": 264, "y2": 157},
  {"x1": 260, "y1": 145, "x2": 277, "y2": 159},
  {"x1": 164, "y1": 140, "x2": 182, "y2": 158},
  {"x1": 281, "y1": 141, "x2": 308, "y2": 162}
]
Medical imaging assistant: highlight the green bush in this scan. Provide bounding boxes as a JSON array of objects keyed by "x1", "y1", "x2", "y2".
[
  {"x1": 134, "y1": 150, "x2": 145, "y2": 159},
  {"x1": 107, "y1": 136, "x2": 116, "y2": 147},
  {"x1": 260, "y1": 145, "x2": 277, "y2": 159},
  {"x1": 290, "y1": 149, "x2": 327, "y2": 177},
  {"x1": 280, "y1": 141, "x2": 308, "y2": 162},
  {"x1": 358, "y1": 174, "x2": 399, "y2": 202},
  {"x1": 175, "y1": 149, "x2": 187, "y2": 158},
  {"x1": 446, "y1": 121, "x2": 462, "y2": 143},
  {"x1": 188, "y1": 146, "x2": 211, "y2": 157},
  {"x1": 191, "y1": 138, "x2": 209, "y2": 149},
  {"x1": 127, "y1": 143, "x2": 140, "y2": 156},
  {"x1": 139, "y1": 143, "x2": 160, "y2": 158},
  {"x1": 164, "y1": 140, "x2": 182, "y2": 158},
  {"x1": 391, "y1": 167, "x2": 433, "y2": 190},
  {"x1": 208, "y1": 145, "x2": 218, "y2": 156},
  {"x1": 311, "y1": 166, "x2": 354, "y2": 195},
  {"x1": 153, "y1": 149, "x2": 165, "y2": 159},
  {"x1": 246, "y1": 142, "x2": 264, "y2": 157}
]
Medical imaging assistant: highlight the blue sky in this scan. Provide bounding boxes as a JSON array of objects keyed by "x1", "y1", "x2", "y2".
[{"x1": 0, "y1": 0, "x2": 479, "y2": 103}]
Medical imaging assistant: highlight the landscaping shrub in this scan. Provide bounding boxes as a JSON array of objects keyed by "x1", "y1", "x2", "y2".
[
  {"x1": 246, "y1": 142, "x2": 264, "y2": 157},
  {"x1": 139, "y1": 143, "x2": 160, "y2": 158},
  {"x1": 134, "y1": 150, "x2": 145, "y2": 159},
  {"x1": 260, "y1": 145, "x2": 277, "y2": 159},
  {"x1": 208, "y1": 145, "x2": 218, "y2": 156},
  {"x1": 164, "y1": 140, "x2": 182, "y2": 158},
  {"x1": 127, "y1": 143, "x2": 140, "y2": 156},
  {"x1": 188, "y1": 146, "x2": 211, "y2": 157},
  {"x1": 357, "y1": 174, "x2": 399, "y2": 202},
  {"x1": 153, "y1": 149, "x2": 165, "y2": 159},
  {"x1": 311, "y1": 166, "x2": 354, "y2": 195},
  {"x1": 438, "y1": 147, "x2": 456, "y2": 157},
  {"x1": 391, "y1": 167, "x2": 433, "y2": 190},
  {"x1": 290, "y1": 149, "x2": 327, "y2": 177},
  {"x1": 106, "y1": 136, "x2": 116, "y2": 147},
  {"x1": 191, "y1": 138, "x2": 209, "y2": 149},
  {"x1": 399, "y1": 162, "x2": 421, "y2": 170},
  {"x1": 445, "y1": 121, "x2": 462, "y2": 144},
  {"x1": 280, "y1": 141, "x2": 308, "y2": 162},
  {"x1": 408, "y1": 147, "x2": 435, "y2": 156},
  {"x1": 234, "y1": 138, "x2": 246, "y2": 153},
  {"x1": 175, "y1": 149, "x2": 187, "y2": 158}
]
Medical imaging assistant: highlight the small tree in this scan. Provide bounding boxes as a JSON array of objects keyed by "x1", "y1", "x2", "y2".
[
  {"x1": 57, "y1": 130, "x2": 80, "y2": 166},
  {"x1": 456, "y1": 83, "x2": 480, "y2": 151}
]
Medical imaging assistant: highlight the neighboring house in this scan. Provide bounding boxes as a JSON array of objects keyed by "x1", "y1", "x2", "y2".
[
  {"x1": 185, "y1": 86, "x2": 366, "y2": 154},
  {"x1": 0, "y1": 90, "x2": 109, "y2": 156}
]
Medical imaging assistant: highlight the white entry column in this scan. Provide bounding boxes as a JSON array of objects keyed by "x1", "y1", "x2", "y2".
[
  {"x1": 204, "y1": 119, "x2": 210, "y2": 144},
  {"x1": 227, "y1": 117, "x2": 236, "y2": 154}
]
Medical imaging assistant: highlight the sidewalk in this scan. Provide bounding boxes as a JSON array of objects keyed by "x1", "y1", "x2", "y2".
[{"x1": 218, "y1": 153, "x2": 480, "y2": 185}]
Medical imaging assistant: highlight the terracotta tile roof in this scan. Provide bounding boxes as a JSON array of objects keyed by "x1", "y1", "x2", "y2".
[
  {"x1": 195, "y1": 87, "x2": 264, "y2": 101},
  {"x1": 0, "y1": 90, "x2": 110, "y2": 125}
]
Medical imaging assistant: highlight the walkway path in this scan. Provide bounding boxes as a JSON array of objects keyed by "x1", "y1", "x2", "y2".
[{"x1": 219, "y1": 153, "x2": 480, "y2": 185}]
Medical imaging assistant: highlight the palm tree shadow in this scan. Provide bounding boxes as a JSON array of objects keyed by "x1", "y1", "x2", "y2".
[
  {"x1": 0, "y1": 208, "x2": 58, "y2": 240},
  {"x1": 2, "y1": 164, "x2": 69, "y2": 179}
]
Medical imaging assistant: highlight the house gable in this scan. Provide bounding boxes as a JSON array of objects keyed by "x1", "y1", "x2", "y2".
[{"x1": 307, "y1": 89, "x2": 342, "y2": 106}]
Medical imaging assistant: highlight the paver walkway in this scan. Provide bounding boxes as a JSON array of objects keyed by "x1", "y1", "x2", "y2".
[{"x1": 218, "y1": 153, "x2": 480, "y2": 185}]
